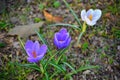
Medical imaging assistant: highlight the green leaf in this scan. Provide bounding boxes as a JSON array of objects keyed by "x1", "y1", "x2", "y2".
[
  {"x1": 18, "y1": 36, "x2": 25, "y2": 50},
  {"x1": 45, "y1": 72, "x2": 49, "y2": 80},
  {"x1": 49, "y1": 62, "x2": 65, "y2": 72},
  {"x1": 66, "y1": 65, "x2": 99, "y2": 77},
  {"x1": 44, "y1": 50, "x2": 60, "y2": 69},
  {"x1": 15, "y1": 63, "x2": 41, "y2": 71},
  {"x1": 77, "y1": 65, "x2": 99, "y2": 72},
  {"x1": 77, "y1": 32, "x2": 84, "y2": 44},
  {"x1": 56, "y1": 48, "x2": 68, "y2": 64},
  {"x1": 50, "y1": 70, "x2": 59, "y2": 79},
  {"x1": 63, "y1": 62, "x2": 77, "y2": 74}
]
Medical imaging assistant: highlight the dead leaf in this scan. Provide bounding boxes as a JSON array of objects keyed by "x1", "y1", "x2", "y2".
[
  {"x1": 8, "y1": 22, "x2": 44, "y2": 38},
  {"x1": 43, "y1": 10, "x2": 63, "y2": 22},
  {"x1": 104, "y1": 13, "x2": 111, "y2": 18}
]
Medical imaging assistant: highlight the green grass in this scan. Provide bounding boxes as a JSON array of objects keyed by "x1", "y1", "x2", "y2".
[
  {"x1": 53, "y1": 1, "x2": 61, "y2": 8},
  {"x1": 0, "y1": 61, "x2": 31, "y2": 80},
  {"x1": 0, "y1": 42, "x2": 6, "y2": 48},
  {"x1": 112, "y1": 27, "x2": 120, "y2": 39}
]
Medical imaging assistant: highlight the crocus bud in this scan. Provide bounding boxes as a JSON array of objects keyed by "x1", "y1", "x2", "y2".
[{"x1": 54, "y1": 28, "x2": 71, "y2": 49}]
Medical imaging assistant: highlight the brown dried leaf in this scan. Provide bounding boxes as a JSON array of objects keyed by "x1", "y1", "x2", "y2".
[
  {"x1": 104, "y1": 13, "x2": 111, "y2": 18},
  {"x1": 43, "y1": 10, "x2": 63, "y2": 22},
  {"x1": 8, "y1": 22, "x2": 44, "y2": 38}
]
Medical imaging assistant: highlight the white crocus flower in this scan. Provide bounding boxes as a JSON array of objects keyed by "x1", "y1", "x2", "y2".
[{"x1": 81, "y1": 9, "x2": 102, "y2": 26}]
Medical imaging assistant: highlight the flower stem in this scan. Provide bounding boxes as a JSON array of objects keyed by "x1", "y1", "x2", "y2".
[
  {"x1": 82, "y1": 22, "x2": 87, "y2": 33},
  {"x1": 76, "y1": 22, "x2": 87, "y2": 44},
  {"x1": 77, "y1": 32, "x2": 84, "y2": 44}
]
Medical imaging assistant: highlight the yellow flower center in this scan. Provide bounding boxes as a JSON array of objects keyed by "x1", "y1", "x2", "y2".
[
  {"x1": 88, "y1": 14, "x2": 93, "y2": 21},
  {"x1": 32, "y1": 51, "x2": 37, "y2": 58}
]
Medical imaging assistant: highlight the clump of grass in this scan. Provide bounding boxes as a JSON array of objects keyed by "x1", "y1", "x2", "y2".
[
  {"x1": 112, "y1": 27, "x2": 120, "y2": 39},
  {"x1": 34, "y1": 17, "x2": 41, "y2": 23},
  {"x1": 0, "y1": 21, "x2": 8, "y2": 30},
  {"x1": 0, "y1": 61, "x2": 31, "y2": 80},
  {"x1": 0, "y1": 20, "x2": 13, "y2": 31},
  {"x1": 53, "y1": 1, "x2": 61, "y2": 8},
  {"x1": 0, "y1": 42, "x2": 6, "y2": 48},
  {"x1": 39, "y1": 3, "x2": 44, "y2": 11}
]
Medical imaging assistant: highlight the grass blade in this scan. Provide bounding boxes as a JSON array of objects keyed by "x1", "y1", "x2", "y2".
[
  {"x1": 77, "y1": 65, "x2": 99, "y2": 72},
  {"x1": 48, "y1": 23, "x2": 80, "y2": 30},
  {"x1": 49, "y1": 62, "x2": 65, "y2": 72},
  {"x1": 44, "y1": 50, "x2": 61, "y2": 69},
  {"x1": 77, "y1": 32, "x2": 84, "y2": 44},
  {"x1": 56, "y1": 48, "x2": 68, "y2": 64},
  {"x1": 50, "y1": 71, "x2": 59, "y2": 79},
  {"x1": 15, "y1": 63, "x2": 41, "y2": 71},
  {"x1": 45, "y1": 72, "x2": 49, "y2": 80},
  {"x1": 63, "y1": 0, "x2": 82, "y2": 28},
  {"x1": 63, "y1": 62, "x2": 77, "y2": 74},
  {"x1": 18, "y1": 36, "x2": 25, "y2": 50},
  {"x1": 65, "y1": 65, "x2": 99, "y2": 77},
  {"x1": 35, "y1": 30, "x2": 50, "y2": 52}
]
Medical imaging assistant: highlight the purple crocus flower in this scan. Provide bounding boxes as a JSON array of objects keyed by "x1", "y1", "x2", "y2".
[
  {"x1": 54, "y1": 28, "x2": 71, "y2": 49},
  {"x1": 25, "y1": 40, "x2": 47, "y2": 63}
]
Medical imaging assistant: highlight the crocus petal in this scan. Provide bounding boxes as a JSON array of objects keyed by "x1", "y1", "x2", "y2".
[
  {"x1": 25, "y1": 40, "x2": 34, "y2": 57},
  {"x1": 61, "y1": 36, "x2": 71, "y2": 49},
  {"x1": 56, "y1": 33, "x2": 62, "y2": 41},
  {"x1": 85, "y1": 16, "x2": 96, "y2": 26},
  {"x1": 57, "y1": 34, "x2": 70, "y2": 49},
  {"x1": 32, "y1": 41, "x2": 40, "y2": 56},
  {"x1": 86, "y1": 9, "x2": 94, "y2": 17},
  {"x1": 81, "y1": 10, "x2": 86, "y2": 21},
  {"x1": 25, "y1": 49, "x2": 33, "y2": 57},
  {"x1": 66, "y1": 37, "x2": 71, "y2": 47},
  {"x1": 59, "y1": 28, "x2": 67, "y2": 34},
  {"x1": 56, "y1": 33, "x2": 69, "y2": 41},
  {"x1": 92, "y1": 9, "x2": 102, "y2": 22},
  {"x1": 27, "y1": 57, "x2": 38, "y2": 63},
  {"x1": 54, "y1": 32, "x2": 66, "y2": 49},
  {"x1": 25, "y1": 40, "x2": 34, "y2": 50},
  {"x1": 27, "y1": 55, "x2": 43, "y2": 63},
  {"x1": 64, "y1": 33, "x2": 70, "y2": 41},
  {"x1": 54, "y1": 33, "x2": 59, "y2": 47},
  {"x1": 37, "y1": 44, "x2": 47, "y2": 56},
  {"x1": 58, "y1": 40, "x2": 66, "y2": 49}
]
